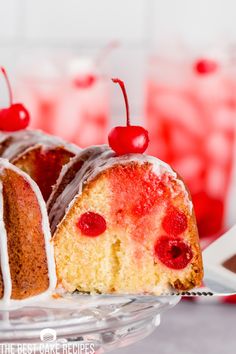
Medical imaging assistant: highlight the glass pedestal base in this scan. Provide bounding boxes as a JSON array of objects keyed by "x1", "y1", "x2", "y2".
[{"x1": 0, "y1": 294, "x2": 180, "y2": 353}]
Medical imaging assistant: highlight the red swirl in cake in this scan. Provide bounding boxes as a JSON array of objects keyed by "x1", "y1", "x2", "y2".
[
  {"x1": 0, "y1": 130, "x2": 80, "y2": 200},
  {"x1": 49, "y1": 145, "x2": 203, "y2": 295}
]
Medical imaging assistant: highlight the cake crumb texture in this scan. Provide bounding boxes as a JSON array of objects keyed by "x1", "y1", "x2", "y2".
[
  {"x1": 0, "y1": 168, "x2": 49, "y2": 299},
  {"x1": 53, "y1": 163, "x2": 203, "y2": 295}
]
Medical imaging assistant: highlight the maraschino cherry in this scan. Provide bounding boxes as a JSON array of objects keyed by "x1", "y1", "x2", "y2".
[
  {"x1": 108, "y1": 78, "x2": 149, "y2": 155},
  {"x1": 194, "y1": 58, "x2": 218, "y2": 75},
  {"x1": 77, "y1": 211, "x2": 107, "y2": 237},
  {"x1": 0, "y1": 67, "x2": 30, "y2": 131},
  {"x1": 154, "y1": 236, "x2": 193, "y2": 270},
  {"x1": 162, "y1": 207, "x2": 188, "y2": 236}
]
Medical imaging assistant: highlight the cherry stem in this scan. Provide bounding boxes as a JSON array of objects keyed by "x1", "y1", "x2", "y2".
[
  {"x1": 112, "y1": 78, "x2": 130, "y2": 126},
  {"x1": 96, "y1": 40, "x2": 119, "y2": 67},
  {"x1": 0, "y1": 67, "x2": 13, "y2": 106}
]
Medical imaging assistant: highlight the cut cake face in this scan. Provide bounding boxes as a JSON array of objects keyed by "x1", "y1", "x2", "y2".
[
  {"x1": 0, "y1": 130, "x2": 79, "y2": 200},
  {"x1": 0, "y1": 159, "x2": 56, "y2": 304},
  {"x1": 50, "y1": 146, "x2": 203, "y2": 295}
]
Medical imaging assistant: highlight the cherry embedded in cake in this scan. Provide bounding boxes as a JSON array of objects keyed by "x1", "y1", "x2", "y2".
[
  {"x1": 49, "y1": 144, "x2": 203, "y2": 295},
  {"x1": 48, "y1": 78, "x2": 203, "y2": 295},
  {"x1": 0, "y1": 75, "x2": 203, "y2": 307},
  {"x1": 77, "y1": 211, "x2": 107, "y2": 237},
  {"x1": 154, "y1": 236, "x2": 193, "y2": 270},
  {"x1": 162, "y1": 207, "x2": 188, "y2": 236}
]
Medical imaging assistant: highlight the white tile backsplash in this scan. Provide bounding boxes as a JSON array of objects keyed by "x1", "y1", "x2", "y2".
[
  {"x1": 1, "y1": 0, "x2": 236, "y2": 116},
  {"x1": 0, "y1": 0, "x2": 236, "y2": 231},
  {"x1": 109, "y1": 46, "x2": 148, "y2": 124},
  {"x1": 24, "y1": 0, "x2": 147, "y2": 43},
  {"x1": 0, "y1": 0, "x2": 21, "y2": 39},
  {"x1": 1, "y1": 0, "x2": 236, "y2": 46},
  {"x1": 151, "y1": 0, "x2": 236, "y2": 49}
]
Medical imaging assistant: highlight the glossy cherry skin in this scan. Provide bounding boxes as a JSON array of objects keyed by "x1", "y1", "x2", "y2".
[
  {"x1": 154, "y1": 236, "x2": 193, "y2": 270},
  {"x1": 109, "y1": 78, "x2": 149, "y2": 155},
  {"x1": 194, "y1": 59, "x2": 218, "y2": 75},
  {"x1": 0, "y1": 103, "x2": 30, "y2": 131},
  {"x1": 77, "y1": 211, "x2": 107, "y2": 237},
  {"x1": 108, "y1": 125, "x2": 149, "y2": 155}
]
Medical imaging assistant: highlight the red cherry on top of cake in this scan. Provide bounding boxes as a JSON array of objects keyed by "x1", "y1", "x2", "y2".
[
  {"x1": 0, "y1": 67, "x2": 30, "y2": 131},
  {"x1": 108, "y1": 78, "x2": 149, "y2": 155},
  {"x1": 194, "y1": 58, "x2": 218, "y2": 75}
]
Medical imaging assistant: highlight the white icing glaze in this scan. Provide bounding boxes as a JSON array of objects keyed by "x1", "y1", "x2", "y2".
[
  {"x1": 0, "y1": 141, "x2": 193, "y2": 309},
  {"x1": 0, "y1": 129, "x2": 80, "y2": 161},
  {"x1": 0, "y1": 182, "x2": 12, "y2": 304},
  {"x1": 49, "y1": 145, "x2": 192, "y2": 234},
  {"x1": 0, "y1": 158, "x2": 57, "y2": 309}
]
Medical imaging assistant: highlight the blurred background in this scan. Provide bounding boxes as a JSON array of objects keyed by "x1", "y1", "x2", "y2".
[
  {"x1": 2, "y1": 0, "x2": 236, "y2": 243},
  {"x1": 0, "y1": 1, "x2": 236, "y2": 352}
]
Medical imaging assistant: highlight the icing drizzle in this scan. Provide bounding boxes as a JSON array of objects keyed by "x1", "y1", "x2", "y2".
[
  {"x1": 0, "y1": 158, "x2": 57, "y2": 308},
  {"x1": 0, "y1": 129, "x2": 80, "y2": 161},
  {"x1": 0, "y1": 182, "x2": 12, "y2": 303},
  {"x1": 49, "y1": 145, "x2": 192, "y2": 234}
]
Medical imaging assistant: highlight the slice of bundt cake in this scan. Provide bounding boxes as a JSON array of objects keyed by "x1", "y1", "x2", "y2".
[
  {"x1": 49, "y1": 145, "x2": 203, "y2": 295},
  {"x1": 0, "y1": 158, "x2": 56, "y2": 304},
  {"x1": 0, "y1": 130, "x2": 79, "y2": 200}
]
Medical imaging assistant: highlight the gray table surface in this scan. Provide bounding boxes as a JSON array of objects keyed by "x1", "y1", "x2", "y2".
[{"x1": 113, "y1": 299, "x2": 235, "y2": 354}]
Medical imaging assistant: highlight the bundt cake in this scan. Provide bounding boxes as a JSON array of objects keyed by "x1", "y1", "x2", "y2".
[
  {"x1": 48, "y1": 145, "x2": 203, "y2": 295},
  {"x1": 0, "y1": 130, "x2": 79, "y2": 200},
  {"x1": 0, "y1": 158, "x2": 56, "y2": 305},
  {"x1": 0, "y1": 74, "x2": 203, "y2": 307}
]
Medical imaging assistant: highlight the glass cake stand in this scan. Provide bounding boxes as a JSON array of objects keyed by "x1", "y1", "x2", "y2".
[{"x1": 0, "y1": 294, "x2": 180, "y2": 353}]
